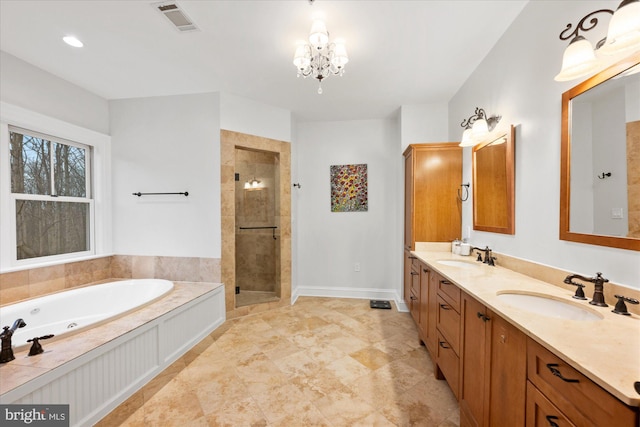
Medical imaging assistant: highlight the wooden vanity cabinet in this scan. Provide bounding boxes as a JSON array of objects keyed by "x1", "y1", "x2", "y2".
[
  {"x1": 434, "y1": 274, "x2": 462, "y2": 399},
  {"x1": 460, "y1": 291, "x2": 527, "y2": 427},
  {"x1": 526, "y1": 339, "x2": 639, "y2": 427}
]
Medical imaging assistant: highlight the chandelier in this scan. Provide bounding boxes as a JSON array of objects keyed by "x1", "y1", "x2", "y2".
[{"x1": 293, "y1": 17, "x2": 349, "y2": 94}]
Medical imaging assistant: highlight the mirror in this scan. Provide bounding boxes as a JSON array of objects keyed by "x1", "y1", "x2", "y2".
[
  {"x1": 560, "y1": 51, "x2": 640, "y2": 251},
  {"x1": 472, "y1": 125, "x2": 515, "y2": 234}
]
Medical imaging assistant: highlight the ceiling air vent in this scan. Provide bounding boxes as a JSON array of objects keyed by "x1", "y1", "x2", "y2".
[{"x1": 153, "y1": 1, "x2": 199, "y2": 32}]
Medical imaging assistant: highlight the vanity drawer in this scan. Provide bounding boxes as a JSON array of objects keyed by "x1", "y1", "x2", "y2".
[
  {"x1": 527, "y1": 339, "x2": 638, "y2": 427},
  {"x1": 436, "y1": 294, "x2": 460, "y2": 355},
  {"x1": 526, "y1": 381, "x2": 576, "y2": 427},
  {"x1": 437, "y1": 277, "x2": 460, "y2": 311},
  {"x1": 437, "y1": 331, "x2": 459, "y2": 399}
]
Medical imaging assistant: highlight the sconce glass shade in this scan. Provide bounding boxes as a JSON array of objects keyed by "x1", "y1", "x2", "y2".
[
  {"x1": 599, "y1": 0, "x2": 640, "y2": 55},
  {"x1": 459, "y1": 128, "x2": 476, "y2": 147},
  {"x1": 554, "y1": 36, "x2": 600, "y2": 81},
  {"x1": 309, "y1": 19, "x2": 329, "y2": 48},
  {"x1": 471, "y1": 118, "x2": 489, "y2": 138}
]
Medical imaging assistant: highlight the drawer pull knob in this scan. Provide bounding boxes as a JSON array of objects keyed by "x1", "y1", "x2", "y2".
[
  {"x1": 440, "y1": 280, "x2": 451, "y2": 285},
  {"x1": 545, "y1": 415, "x2": 560, "y2": 427},
  {"x1": 476, "y1": 312, "x2": 491, "y2": 322},
  {"x1": 423, "y1": 268, "x2": 430, "y2": 273},
  {"x1": 438, "y1": 341, "x2": 450, "y2": 349},
  {"x1": 546, "y1": 363, "x2": 580, "y2": 383},
  {"x1": 410, "y1": 295, "x2": 417, "y2": 301},
  {"x1": 440, "y1": 304, "x2": 451, "y2": 310},
  {"x1": 411, "y1": 272, "x2": 419, "y2": 276}
]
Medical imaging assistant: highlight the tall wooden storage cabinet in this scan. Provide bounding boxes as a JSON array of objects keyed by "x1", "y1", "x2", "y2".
[{"x1": 403, "y1": 143, "x2": 462, "y2": 305}]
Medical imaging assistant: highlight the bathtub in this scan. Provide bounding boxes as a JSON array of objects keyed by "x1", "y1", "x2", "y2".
[{"x1": 0, "y1": 279, "x2": 174, "y2": 350}]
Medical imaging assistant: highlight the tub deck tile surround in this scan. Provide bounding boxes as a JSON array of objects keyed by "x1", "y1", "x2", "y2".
[
  {"x1": 0, "y1": 255, "x2": 222, "y2": 306},
  {"x1": 0, "y1": 281, "x2": 223, "y2": 396}
]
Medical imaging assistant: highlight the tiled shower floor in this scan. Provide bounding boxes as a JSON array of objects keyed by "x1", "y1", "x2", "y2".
[
  {"x1": 236, "y1": 290, "x2": 279, "y2": 307},
  {"x1": 97, "y1": 297, "x2": 460, "y2": 426}
]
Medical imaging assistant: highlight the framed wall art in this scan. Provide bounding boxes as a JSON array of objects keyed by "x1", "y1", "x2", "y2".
[{"x1": 330, "y1": 164, "x2": 368, "y2": 212}]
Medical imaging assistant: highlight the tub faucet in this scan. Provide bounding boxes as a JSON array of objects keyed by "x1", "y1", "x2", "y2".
[
  {"x1": 0, "y1": 318, "x2": 26, "y2": 363},
  {"x1": 563, "y1": 272, "x2": 609, "y2": 307}
]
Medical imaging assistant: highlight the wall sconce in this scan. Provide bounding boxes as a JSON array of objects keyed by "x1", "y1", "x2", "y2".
[
  {"x1": 459, "y1": 107, "x2": 501, "y2": 147},
  {"x1": 244, "y1": 177, "x2": 262, "y2": 189},
  {"x1": 555, "y1": 0, "x2": 640, "y2": 82}
]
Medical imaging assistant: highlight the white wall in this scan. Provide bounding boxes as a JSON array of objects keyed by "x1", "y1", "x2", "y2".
[
  {"x1": 448, "y1": 0, "x2": 640, "y2": 289},
  {"x1": 295, "y1": 119, "x2": 402, "y2": 301},
  {"x1": 0, "y1": 53, "x2": 112, "y2": 271},
  {"x1": 0, "y1": 51, "x2": 109, "y2": 135},
  {"x1": 109, "y1": 93, "x2": 221, "y2": 258},
  {"x1": 400, "y1": 104, "x2": 449, "y2": 150},
  {"x1": 220, "y1": 93, "x2": 292, "y2": 142}
]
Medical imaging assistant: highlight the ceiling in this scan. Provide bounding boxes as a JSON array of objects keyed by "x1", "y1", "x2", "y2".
[{"x1": 0, "y1": 0, "x2": 528, "y2": 122}]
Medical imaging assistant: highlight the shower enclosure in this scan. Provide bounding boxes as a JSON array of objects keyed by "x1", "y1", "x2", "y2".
[{"x1": 234, "y1": 148, "x2": 280, "y2": 307}]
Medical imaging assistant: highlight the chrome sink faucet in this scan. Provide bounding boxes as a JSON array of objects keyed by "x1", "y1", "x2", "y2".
[
  {"x1": 563, "y1": 272, "x2": 609, "y2": 307},
  {"x1": 0, "y1": 318, "x2": 26, "y2": 363}
]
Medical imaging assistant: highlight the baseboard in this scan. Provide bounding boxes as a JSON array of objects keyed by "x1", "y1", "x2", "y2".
[{"x1": 295, "y1": 285, "x2": 406, "y2": 311}]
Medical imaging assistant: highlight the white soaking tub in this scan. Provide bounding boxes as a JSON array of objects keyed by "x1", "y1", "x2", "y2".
[{"x1": 0, "y1": 279, "x2": 174, "y2": 349}]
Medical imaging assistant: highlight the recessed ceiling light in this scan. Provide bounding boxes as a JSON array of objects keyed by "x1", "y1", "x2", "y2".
[{"x1": 63, "y1": 36, "x2": 83, "y2": 48}]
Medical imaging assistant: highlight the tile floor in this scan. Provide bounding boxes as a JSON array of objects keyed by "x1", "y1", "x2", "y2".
[{"x1": 97, "y1": 297, "x2": 459, "y2": 426}]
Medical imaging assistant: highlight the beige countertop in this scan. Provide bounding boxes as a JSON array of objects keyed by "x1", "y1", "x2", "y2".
[{"x1": 411, "y1": 250, "x2": 640, "y2": 407}]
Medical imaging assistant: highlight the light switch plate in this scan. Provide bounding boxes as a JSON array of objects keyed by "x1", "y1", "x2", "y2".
[{"x1": 611, "y1": 208, "x2": 624, "y2": 219}]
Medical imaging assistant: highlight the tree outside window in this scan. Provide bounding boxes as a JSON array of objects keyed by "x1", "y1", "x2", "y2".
[{"x1": 9, "y1": 127, "x2": 92, "y2": 260}]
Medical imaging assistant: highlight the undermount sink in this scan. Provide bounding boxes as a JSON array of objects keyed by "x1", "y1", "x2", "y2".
[
  {"x1": 496, "y1": 292, "x2": 603, "y2": 321},
  {"x1": 437, "y1": 260, "x2": 479, "y2": 269}
]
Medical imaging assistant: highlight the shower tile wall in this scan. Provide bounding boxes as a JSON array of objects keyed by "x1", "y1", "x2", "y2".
[{"x1": 235, "y1": 148, "x2": 280, "y2": 293}]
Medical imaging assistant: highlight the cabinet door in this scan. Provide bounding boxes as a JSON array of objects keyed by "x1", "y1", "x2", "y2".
[
  {"x1": 404, "y1": 150, "x2": 414, "y2": 249},
  {"x1": 425, "y1": 269, "x2": 439, "y2": 356},
  {"x1": 487, "y1": 311, "x2": 527, "y2": 427},
  {"x1": 460, "y1": 293, "x2": 489, "y2": 427},
  {"x1": 413, "y1": 145, "x2": 462, "y2": 242},
  {"x1": 403, "y1": 250, "x2": 414, "y2": 305},
  {"x1": 419, "y1": 262, "x2": 430, "y2": 342}
]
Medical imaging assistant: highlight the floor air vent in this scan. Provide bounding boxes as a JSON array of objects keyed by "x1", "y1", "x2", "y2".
[{"x1": 153, "y1": 1, "x2": 199, "y2": 32}]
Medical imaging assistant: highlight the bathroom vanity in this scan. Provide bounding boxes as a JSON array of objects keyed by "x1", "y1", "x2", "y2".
[{"x1": 406, "y1": 249, "x2": 639, "y2": 427}]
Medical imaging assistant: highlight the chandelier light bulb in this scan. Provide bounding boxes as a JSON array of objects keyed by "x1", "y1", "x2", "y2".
[
  {"x1": 309, "y1": 19, "x2": 329, "y2": 48},
  {"x1": 331, "y1": 40, "x2": 349, "y2": 69},
  {"x1": 293, "y1": 43, "x2": 310, "y2": 71}
]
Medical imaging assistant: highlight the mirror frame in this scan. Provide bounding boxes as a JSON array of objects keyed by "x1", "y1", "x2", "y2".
[
  {"x1": 560, "y1": 51, "x2": 640, "y2": 251},
  {"x1": 472, "y1": 125, "x2": 516, "y2": 234}
]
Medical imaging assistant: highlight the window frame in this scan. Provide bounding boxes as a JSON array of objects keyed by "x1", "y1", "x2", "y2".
[{"x1": 0, "y1": 102, "x2": 112, "y2": 271}]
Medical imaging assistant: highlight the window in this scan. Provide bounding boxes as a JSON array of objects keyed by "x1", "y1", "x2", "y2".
[{"x1": 9, "y1": 126, "x2": 93, "y2": 261}]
